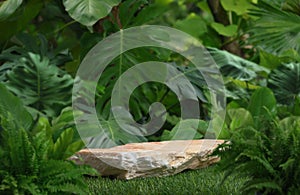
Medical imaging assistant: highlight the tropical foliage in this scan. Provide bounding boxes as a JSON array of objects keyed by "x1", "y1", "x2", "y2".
[
  {"x1": 0, "y1": 83, "x2": 98, "y2": 194},
  {"x1": 213, "y1": 88, "x2": 300, "y2": 194},
  {"x1": 0, "y1": 35, "x2": 73, "y2": 117},
  {"x1": 0, "y1": 0, "x2": 300, "y2": 194}
]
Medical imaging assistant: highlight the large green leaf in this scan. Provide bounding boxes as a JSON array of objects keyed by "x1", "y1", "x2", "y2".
[
  {"x1": 96, "y1": 48, "x2": 207, "y2": 122},
  {"x1": 4, "y1": 52, "x2": 73, "y2": 117},
  {"x1": 249, "y1": 1, "x2": 300, "y2": 54},
  {"x1": 207, "y1": 47, "x2": 269, "y2": 81},
  {"x1": 221, "y1": 0, "x2": 256, "y2": 15},
  {"x1": 228, "y1": 108, "x2": 254, "y2": 130},
  {"x1": 211, "y1": 23, "x2": 238, "y2": 37},
  {"x1": 259, "y1": 50, "x2": 284, "y2": 70},
  {"x1": 268, "y1": 63, "x2": 300, "y2": 104},
  {"x1": 0, "y1": 83, "x2": 32, "y2": 131},
  {"x1": 248, "y1": 87, "x2": 277, "y2": 120},
  {"x1": 0, "y1": 0, "x2": 23, "y2": 21},
  {"x1": 174, "y1": 13, "x2": 207, "y2": 38},
  {"x1": 63, "y1": 0, "x2": 121, "y2": 27}
]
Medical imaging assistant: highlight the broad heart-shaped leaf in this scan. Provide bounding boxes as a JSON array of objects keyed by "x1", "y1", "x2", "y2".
[
  {"x1": 248, "y1": 87, "x2": 277, "y2": 121},
  {"x1": 207, "y1": 47, "x2": 269, "y2": 81},
  {"x1": 63, "y1": 0, "x2": 121, "y2": 27},
  {"x1": 0, "y1": 83, "x2": 32, "y2": 131},
  {"x1": 0, "y1": 0, "x2": 23, "y2": 21},
  {"x1": 161, "y1": 119, "x2": 208, "y2": 141},
  {"x1": 228, "y1": 108, "x2": 254, "y2": 131},
  {"x1": 4, "y1": 52, "x2": 73, "y2": 117},
  {"x1": 174, "y1": 13, "x2": 207, "y2": 38},
  {"x1": 268, "y1": 63, "x2": 300, "y2": 105},
  {"x1": 259, "y1": 50, "x2": 284, "y2": 70},
  {"x1": 221, "y1": 0, "x2": 256, "y2": 15},
  {"x1": 211, "y1": 23, "x2": 238, "y2": 37}
]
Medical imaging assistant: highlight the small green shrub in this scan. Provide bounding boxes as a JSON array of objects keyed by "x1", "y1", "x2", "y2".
[{"x1": 214, "y1": 87, "x2": 300, "y2": 194}]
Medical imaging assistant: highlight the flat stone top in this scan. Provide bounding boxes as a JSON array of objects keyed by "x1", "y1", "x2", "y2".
[
  {"x1": 71, "y1": 139, "x2": 225, "y2": 179},
  {"x1": 79, "y1": 139, "x2": 224, "y2": 153}
]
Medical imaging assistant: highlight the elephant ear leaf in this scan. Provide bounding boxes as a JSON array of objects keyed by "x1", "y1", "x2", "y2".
[
  {"x1": 63, "y1": 0, "x2": 121, "y2": 27},
  {"x1": 207, "y1": 47, "x2": 269, "y2": 81},
  {"x1": 0, "y1": 83, "x2": 32, "y2": 131}
]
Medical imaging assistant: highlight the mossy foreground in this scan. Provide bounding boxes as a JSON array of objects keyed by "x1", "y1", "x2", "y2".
[{"x1": 87, "y1": 166, "x2": 249, "y2": 195}]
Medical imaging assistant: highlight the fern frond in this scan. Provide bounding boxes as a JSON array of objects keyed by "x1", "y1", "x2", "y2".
[
  {"x1": 243, "y1": 179, "x2": 282, "y2": 194},
  {"x1": 39, "y1": 160, "x2": 98, "y2": 194}
]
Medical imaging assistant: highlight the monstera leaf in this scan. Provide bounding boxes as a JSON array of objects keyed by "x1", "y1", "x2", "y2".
[
  {"x1": 96, "y1": 48, "x2": 208, "y2": 122},
  {"x1": 3, "y1": 52, "x2": 73, "y2": 117},
  {"x1": 268, "y1": 63, "x2": 300, "y2": 104}
]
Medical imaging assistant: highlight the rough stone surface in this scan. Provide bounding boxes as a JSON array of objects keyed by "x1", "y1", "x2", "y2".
[{"x1": 70, "y1": 139, "x2": 224, "y2": 179}]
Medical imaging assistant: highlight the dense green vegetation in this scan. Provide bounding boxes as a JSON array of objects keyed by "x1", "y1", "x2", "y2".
[
  {"x1": 0, "y1": 0, "x2": 300, "y2": 194},
  {"x1": 213, "y1": 87, "x2": 300, "y2": 193},
  {"x1": 0, "y1": 83, "x2": 98, "y2": 194}
]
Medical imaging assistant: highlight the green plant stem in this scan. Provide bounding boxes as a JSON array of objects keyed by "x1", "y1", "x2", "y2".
[
  {"x1": 118, "y1": 29, "x2": 123, "y2": 100},
  {"x1": 158, "y1": 88, "x2": 170, "y2": 103},
  {"x1": 156, "y1": 101, "x2": 180, "y2": 120},
  {"x1": 48, "y1": 20, "x2": 77, "y2": 35},
  {"x1": 229, "y1": 11, "x2": 233, "y2": 24}
]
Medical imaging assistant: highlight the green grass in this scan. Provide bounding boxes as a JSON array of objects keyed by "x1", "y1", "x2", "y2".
[{"x1": 87, "y1": 166, "x2": 249, "y2": 195}]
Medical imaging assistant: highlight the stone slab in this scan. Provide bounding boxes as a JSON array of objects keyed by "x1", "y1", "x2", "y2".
[{"x1": 70, "y1": 139, "x2": 224, "y2": 179}]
